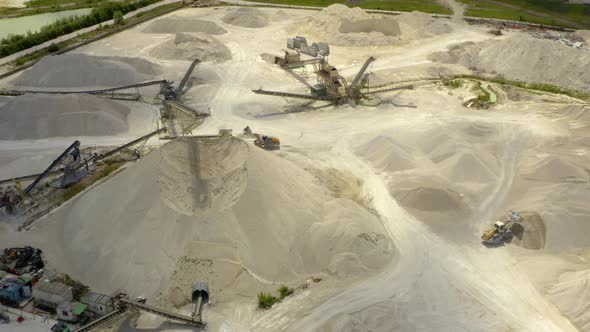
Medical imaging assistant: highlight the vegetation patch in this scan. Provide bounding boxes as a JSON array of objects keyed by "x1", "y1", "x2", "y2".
[
  {"x1": 455, "y1": 74, "x2": 590, "y2": 101},
  {"x1": 257, "y1": 292, "x2": 278, "y2": 309},
  {"x1": 0, "y1": 0, "x2": 159, "y2": 57},
  {"x1": 278, "y1": 285, "x2": 294, "y2": 299},
  {"x1": 258, "y1": 284, "x2": 296, "y2": 310},
  {"x1": 1, "y1": 2, "x2": 180, "y2": 75},
  {"x1": 459, "y1": 0, "x2": 590, "y2": 29},
  {"x1": 245, "y1": 0, "x2": 452, "y2": 14},
  {"x1": 443, "y1": 79, "x2": 463, "y2": 89},
  {"x1": 61, "y1": 162, "x2": 123, "y2": 202}
]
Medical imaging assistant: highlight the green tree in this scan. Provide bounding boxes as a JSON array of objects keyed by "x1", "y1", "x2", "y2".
[{"x1": 113, "y1": 10, "x2": 125, "y2": 25}]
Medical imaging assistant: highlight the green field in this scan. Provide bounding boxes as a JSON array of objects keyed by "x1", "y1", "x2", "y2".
[
  {"x1": 459, "y1": 0, "x2": 590, "y2": 29},
  {"x1": 247, "y1": 0, "x2": 452, "y2": 14},
  {"x1": 244, "y1": 0, "x2": 589, "y2": 29}
]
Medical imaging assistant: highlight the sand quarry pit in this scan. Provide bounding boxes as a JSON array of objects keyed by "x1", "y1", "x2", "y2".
[{"x1": 2, "y1": 4, "x2": 590, "y2": 332}]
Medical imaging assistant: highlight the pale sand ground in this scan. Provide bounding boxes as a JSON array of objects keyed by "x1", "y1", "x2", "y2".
[{"x1": 1, "y1": 5, "x2": 590, "y2": 332}]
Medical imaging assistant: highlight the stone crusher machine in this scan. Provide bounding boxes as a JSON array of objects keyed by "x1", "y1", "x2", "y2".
[{"x1": 481, "y1": 211, "x2": 522, "y2": 245}]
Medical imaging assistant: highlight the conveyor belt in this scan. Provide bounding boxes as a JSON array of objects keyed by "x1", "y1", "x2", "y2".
[
  {"x1": 0, "y1": 80, "x2": 168, "y2": 96},
  {"x1": 74, "y1": 309, "x2": 126, "y2": 332},
  {"x1": 281, "y1": 58, "x2": 320, "y2": 69},
  {"x1": 119, "y1": 298, "x2": 205, "y2": 328},
  {"x1": 351, "y1": 57, "x2": 375, "y2": 87},
  {"x1": 165, "y1": 100, "x2": 210, "y2": 118},
  {"x1": 177, "y1": 58, "x2": 201, "y2": 95},
  {"x1": 252, "y1": 89, "x2": 332, "y2": 101},
  {"x1": 366, "y1": 84, "x2": 414, "y2": 95}
]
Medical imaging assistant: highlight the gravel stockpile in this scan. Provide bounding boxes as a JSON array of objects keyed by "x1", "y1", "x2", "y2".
[
  {"x1": 13, "y1": 54, "x2": 161, "y2": 88},
  {"x1": 150, "y1": 33, "x2": 231, "y2": 62},
  {"x1": 221, "y1": 7, "x2": 269, "y2": 28},
  {"x1": 290, "y1": 4, "x2": 401, "y2": 46},
  {"x1": 290, "y1": 5, "x2": 452, "y2": 46},
  {"x1": 0, "y1": 94, "x2": 130, "y2": 140},
  {"x1": 144, "y1": 16, "x2": 227, "y2": 34}
]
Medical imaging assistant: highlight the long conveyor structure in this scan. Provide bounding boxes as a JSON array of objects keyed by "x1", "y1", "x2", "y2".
[
  {"x1": 0, "y1": 127, "x2": 167, "y2": 190},
  {"x1": 119, "y1": 298, "x2": 206, "y2": 328},
  {"x1": 252, "y1": 89, "x2": 333, "y2": 101},
  {"x1": 0, "y1": 80, "x2": 169, "y2": 96}
]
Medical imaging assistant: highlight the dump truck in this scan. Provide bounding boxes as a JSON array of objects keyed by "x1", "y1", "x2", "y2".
[
  {"x1": 254, "y1": 133, "x2": 280, "y2": 150},
  {"x1": 481, "y1": 211, "x2": 521, "y2": 245}
]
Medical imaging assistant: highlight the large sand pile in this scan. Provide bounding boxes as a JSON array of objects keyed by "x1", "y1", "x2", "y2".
[
  {"x1": 21, "y1": 137, "x2": 393, "y2": 297},
  {"x1": 430, "y1": 34, "x2": 590, "y2": 92},
  {"x1": 0, "y1": 94, "x2": 129, "y2": 140},
  {"x1": 509, "y1": 212, "x2": 546, "y2": 250},
  {"x1": 438, "y1": 151, "x2": 497, "y2": 184},
  {"x1": 150, "y1": 33, "x2": 231, "y2": 62},
  {"x1": 290, "y1": 5, "x2": 452, "y2": 46},
  {"x1": 221, "y1": 7, "x2": 269, "y2": 28},
  {"x1": 160, "y1": 137, "x2": 249, "y2": 216},
  {"x1": 547, "y1": 269, "x2": 590, "y2": 331},
  {"x1": 290, "y1": 4, "x2": 401, "y2": 46},
  {"x1": 13, "y1": 54, "x2": 161, "y2": 88},
  {"x1": 355, "y1": 136, "x2": 416, "y2": 172},
  {"x1": 520, "y1": 155, "x2": 588, "y2": 183},
  {"x1": 144, "y1": 16, "x2": 227, "y2": 34}
]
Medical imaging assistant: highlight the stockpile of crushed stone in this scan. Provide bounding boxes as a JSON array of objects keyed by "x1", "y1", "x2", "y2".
[
  {"x1": 290, "y1": 4, "x2": 401, "y2": 46},
  {"x1": 429, "y1": 34, "x2": 590, "y2": 92},
  {"x1": 290, "y1": 5, "x2": 453, "y2": 46},
  {"x1": 144, "y1": 16, "x2": 227, "y2": 34},
  {"x1": 221, "y1": 7, "x2": 269, "y2": 28},
  {"x1": 22, "y1": 137, "x2": 393, "y2": 297},
  {"x1": 0, "y1": 94, "x2": 129, "y2": 140},
  {"x1": 13, "y1": 54, "x2": 161, "y2": 88},
  {"x1": 150, "y1": 33, "x2": 231, "y2": 62}
]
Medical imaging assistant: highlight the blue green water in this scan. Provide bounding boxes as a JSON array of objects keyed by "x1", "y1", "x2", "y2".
[{"x1": 0, "y1": 8, "x2": 91, "y2": 39}]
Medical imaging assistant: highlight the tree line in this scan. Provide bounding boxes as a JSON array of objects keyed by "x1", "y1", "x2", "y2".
[{"x1": 0, "y1": 0, "x2": 159, "y2": 58}]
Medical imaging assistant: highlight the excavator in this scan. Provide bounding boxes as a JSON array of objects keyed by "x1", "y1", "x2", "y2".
[
  {"x1": 481, "y1": 211, "x2": 522, "y2": 245},
  {"x1": 243, "y1": 126, "x2": 280, "y2": 150},
  {"x1": 254, "y1": 134, "x2": 280, "y2": 150}
]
